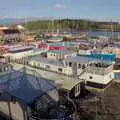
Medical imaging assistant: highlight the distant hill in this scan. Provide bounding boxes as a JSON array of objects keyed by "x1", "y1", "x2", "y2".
[
  {"x1": 1, "y1": 18, "x2": 120, "y2": 31},
  {"x1": 23, "y1": 19, "x2": 120, "y2": 31},
  {"x1": 0, "y1": 17, "x2": 52, "y2": 25}
]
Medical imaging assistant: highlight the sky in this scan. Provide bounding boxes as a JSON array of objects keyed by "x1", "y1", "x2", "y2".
[{"x1": 0, "y1": 0, "x2": 120, "y2": 20}]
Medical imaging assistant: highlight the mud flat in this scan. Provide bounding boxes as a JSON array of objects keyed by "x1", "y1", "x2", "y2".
[{"x1": 74, "y1": 81, "x2": 120, "y2": 120}]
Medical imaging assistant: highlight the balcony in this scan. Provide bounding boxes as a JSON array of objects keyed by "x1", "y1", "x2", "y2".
[{"x1": 86, "y1": 63, "x2": 113, "y2": 75}]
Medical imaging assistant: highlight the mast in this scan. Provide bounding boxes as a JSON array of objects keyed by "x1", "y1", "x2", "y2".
[
  {"x1": 111, "y1": 19, "x2": 114, "y2": 43},
  {"x1": 52, "y1": 19, "x2": 54, "y2": 33}
]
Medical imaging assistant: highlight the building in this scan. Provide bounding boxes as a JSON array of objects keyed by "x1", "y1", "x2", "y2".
[
  {"x1": 64, "y1": 56, "x2": 97, "y2": 76},
  {"x1": 47, "y1": 42, "x2": 77, "y2": 60},
  {"x1": 0, "y1": 28, "x2": 21, "y2": 44},
  {"x1": 23, "y1": 31, "x2": 36, "y2": 43},
  {"x1": 3, "y1": 46, "x2": 34, "y2": 60},
  {"x1": 29, "y1": 56, "x2": 94, "y2": 77},
  {"x1": 103, "y1": 46, "x2": 120, "y2": 59},
  {"x1": 47, "y1": 50, "x2": 77, "y2": 60},
  {"x1": 0, "y1": 67, "x2": 76, "y2": 120},
  {"x1": 29, "y1": 54, "x2": 114, "y2": 89}
]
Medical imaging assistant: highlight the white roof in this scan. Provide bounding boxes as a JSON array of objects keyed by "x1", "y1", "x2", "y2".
[
  {"x1": 13, "y1": 64, "x2": 83, "y2": 91},
  {"x1": 65, "y1": 56, "x2": 96, "y2": 64}
]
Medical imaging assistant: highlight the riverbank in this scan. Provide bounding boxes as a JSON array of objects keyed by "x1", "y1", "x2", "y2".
[{"x1": 74, "y1": 81, "x2": 120, "y2": 120}]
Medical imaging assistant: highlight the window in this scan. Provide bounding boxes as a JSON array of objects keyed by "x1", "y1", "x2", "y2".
[
  {"x1": 89, "y1": 76, "x2": 93, "y2": 79},
  {"x1": 75, "y1": 84, "x2": 80, "y2": 97},
  {"x1": 46, "y1": 65, "x2": 50, "y2": 69},
  {"x1": 58, "y1": 68, "x2": 62, "y2": 72},
  {"x1": 82, "y1": 64, "x2": 85, "y2": 69},
  {"x1": 78, "y1": 64, "x2": 81, "y2": 68},
  {"x1": 69, "y1": 62, "x2": 72, "y2": 67}
]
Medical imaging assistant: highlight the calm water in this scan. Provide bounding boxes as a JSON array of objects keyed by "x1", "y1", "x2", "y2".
[
  {"x1": 115, "y1": 72, "x2": 120, "y2": 80},
  {"x1": 86, "y1": 31, "x2": 120, "y2": 38}
]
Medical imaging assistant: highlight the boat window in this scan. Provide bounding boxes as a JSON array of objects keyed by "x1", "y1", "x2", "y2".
[
  {"x1": 89, "y1": 76, "x2": 93, "y2": 79},
  {"x1": 82, "y1": 64, "x2": 85, "y2": 69},
  {"x1": 46, "y1": 65, "x2": 50, "y2": 69},
  {"x1": 78, "y1": 64, "x2": 81, "y2": 68},
  {"x1": 58, "y1": 68, "x2": 62, "y2": 72},
  {"x1": 69, "y1": 62, "x2": 72, "y2": 67}
]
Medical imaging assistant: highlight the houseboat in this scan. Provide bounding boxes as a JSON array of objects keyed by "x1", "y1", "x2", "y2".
[
  {"x1": 3, "y1": 45, "x2": 47, "y2": 60},
  {"x1": 29, "y1": 54, "x2": 114, "y2": 89},
  {"x1": 46, "y1": 36, "x2": 63, "y2": 43}
]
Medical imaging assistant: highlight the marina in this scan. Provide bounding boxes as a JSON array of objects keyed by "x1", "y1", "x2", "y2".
[
  {"x1": 1, "y1": 0, "x2": 120, "y2": 119},
  {"x1": 0, "y1": 21, "x2": 120, "y2": 120}
]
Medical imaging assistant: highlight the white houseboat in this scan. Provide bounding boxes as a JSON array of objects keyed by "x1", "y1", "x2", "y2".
[
  {"x1": 3, "y1": 46, "x2": 47, "y2": 60},
  {"x1": 29, "y1": 55, "x2": 114, "y2": 89}
]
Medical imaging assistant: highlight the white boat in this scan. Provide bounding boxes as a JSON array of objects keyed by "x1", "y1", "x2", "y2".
[
  {"x1": 29, "y1": 55, "x2": 114, "y2": 89},
  {"x1": 46, "y1": 36, "x2": 63, "y2": 43}
]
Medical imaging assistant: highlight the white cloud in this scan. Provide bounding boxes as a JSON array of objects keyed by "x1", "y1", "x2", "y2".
[{"x1": 54, "y1": 4, "x2": 65, "y2": 9}]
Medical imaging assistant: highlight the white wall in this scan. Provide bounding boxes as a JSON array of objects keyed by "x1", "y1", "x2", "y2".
[
  {"x1": 4, "y1": 50, "x2": 34, "y2": 59},
  {"x1": 64, "y1": 67, "x2": 73, "y2": 75},
  {"x1": 79, "y1": 50, "x2": 91, "y2": 55},
  {"x1": 29, "y1": 60, "x2": 74, "y2": 76},
  {"x1": 80, "y1": 71, "x2": 114, "y2": 85},
  {"x1": 4, "y1": 49, "x2": 47, "y2": 60},
  {"x1": 47, "y1": 52, "x2": 57, "y2": 60}
]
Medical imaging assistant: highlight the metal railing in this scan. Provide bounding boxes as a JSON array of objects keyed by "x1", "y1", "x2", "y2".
[{"x1": 86, "y1": 65, "x2": 113, "y2": 75}]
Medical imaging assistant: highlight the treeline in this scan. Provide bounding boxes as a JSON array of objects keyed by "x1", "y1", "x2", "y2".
[{"x1": 23, "y1": 19, "x2": 120, "y2": 32}]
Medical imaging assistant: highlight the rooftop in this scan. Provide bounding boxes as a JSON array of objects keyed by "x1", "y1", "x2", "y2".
[
  {"x1": 2, "y1": 29, "x2": 20, "y2": 34},
  {"x1": 48, "y1": 50, "x2": 76, "y2": 55},
  {"x1": 8, "y1": 46, "x2": 33, "y2": 53},
  {"x1": 65, "y1": 56, "x2": 96, "y2": 64},
  {"x1": 31, "y1": 56, "x2": 64, "y2": 67},
  {"x1": 13, "y1": 64, "x2": 83, "y2": 91}
]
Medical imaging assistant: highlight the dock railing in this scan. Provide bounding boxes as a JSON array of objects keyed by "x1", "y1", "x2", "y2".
[{"x1": 86, "y1": 65, "x2": 113, "y2": 75}]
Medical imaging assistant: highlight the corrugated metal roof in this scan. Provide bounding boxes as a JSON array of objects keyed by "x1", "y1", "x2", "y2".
[
  {"x1": 65, "y1": 56, "x2": 96, "y2": 64},
  {"x1": 8, "y1": 46, "x2": 33, "y2": 53},
  {"x1": 31, "y1": 56, "x2": 64, "y2": 67}
]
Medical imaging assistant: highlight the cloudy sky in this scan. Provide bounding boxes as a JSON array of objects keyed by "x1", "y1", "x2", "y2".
[{"x1": 0, "y1": 0, "x2": 120, "y2": 20}]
